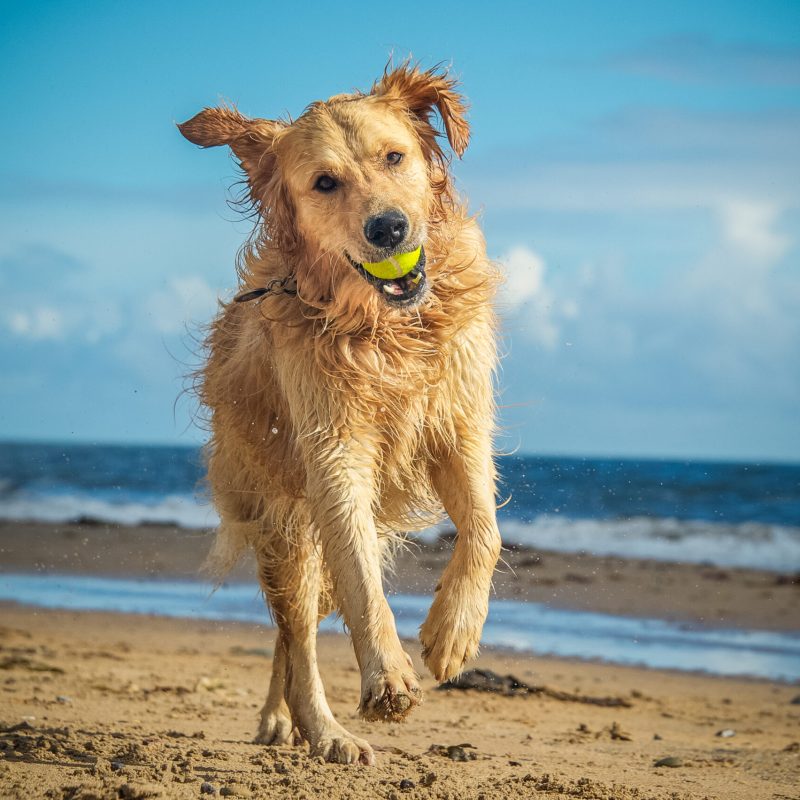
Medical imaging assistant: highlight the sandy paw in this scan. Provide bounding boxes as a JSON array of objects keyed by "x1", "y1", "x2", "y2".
[
  {"x1": 419, "y1": 593, "x2": 486, "y2": 683},
  {"x1": 254, "y1": 709, "x2": 296, "y2": 746},
  {"x1": 311, "y1": 728, "x2": 375, "y2": 765},
  {"x1": 359, "y1": 664, "x2": 423, "y2": 722}
]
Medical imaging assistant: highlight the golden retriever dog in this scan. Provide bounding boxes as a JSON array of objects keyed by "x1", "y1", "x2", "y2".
[{"x1": 178, "y1": 64, "x2": 502, "y2": 765}]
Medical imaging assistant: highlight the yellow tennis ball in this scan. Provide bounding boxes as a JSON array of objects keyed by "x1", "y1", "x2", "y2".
[{"x1": 362, "y1": 246, "x2": 422, "y2": 280}]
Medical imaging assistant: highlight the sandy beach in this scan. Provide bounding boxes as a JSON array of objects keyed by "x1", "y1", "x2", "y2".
[
  {"x1": 0, "y1": 521, "x2": 798, "y2": 799},
  {"x1": 1, "y1": 606, "x2": 799, "y2": 800}
]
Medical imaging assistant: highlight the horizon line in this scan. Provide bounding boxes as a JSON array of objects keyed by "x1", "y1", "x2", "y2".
[{"x1": 0, "y1": 436, "x2": 797, "y2": 468}]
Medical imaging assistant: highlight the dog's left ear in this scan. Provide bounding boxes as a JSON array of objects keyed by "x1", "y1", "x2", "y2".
[{"x1": 373, "y1": 65, "x2": 470, "y2": 158}]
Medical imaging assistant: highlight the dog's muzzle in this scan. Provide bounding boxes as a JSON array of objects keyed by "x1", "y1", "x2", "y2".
[{"x1": 346, "y1": 246, "x2": 427, "y2": 307}]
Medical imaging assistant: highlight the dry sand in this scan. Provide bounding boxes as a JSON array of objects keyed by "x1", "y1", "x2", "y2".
[{"x1": 0, "y1": 521, "x2": 799, "y2": 798}]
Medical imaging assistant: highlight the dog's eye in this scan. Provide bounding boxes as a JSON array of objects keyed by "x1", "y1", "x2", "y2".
[
  {"x1": 314, "y1": 175, "x2": 338, "y2": 193},
  {"x1": 386, "y1": 151, "x2": 404, "y2": 166}
]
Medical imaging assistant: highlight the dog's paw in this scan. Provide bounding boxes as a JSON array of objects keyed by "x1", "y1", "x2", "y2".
[
  {"x1": 419, "y1": 590, "x2": 487, "y2": 684},
  {"x1": 359, "y1": 662, "x2": 423, "y2": 722},
  {"x1": 311, "y1": 726, "x2": 375, "y2": 765},
  {"x1": 254, "y1": 709, "x2": 296, "y2": 746}
]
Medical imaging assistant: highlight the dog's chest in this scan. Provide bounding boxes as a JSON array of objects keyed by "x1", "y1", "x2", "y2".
[{"x1": 349, "y1": 336, "x2": 450, "y2": 429}]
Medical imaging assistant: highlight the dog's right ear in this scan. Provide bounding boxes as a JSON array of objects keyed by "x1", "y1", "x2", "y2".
[{"x1": 178, "y1": 107, "x2": 282, "y2": 207}]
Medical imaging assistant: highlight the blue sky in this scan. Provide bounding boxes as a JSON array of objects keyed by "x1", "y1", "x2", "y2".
[{"x1": 1, "y1": 0, "x2": 798, "y2": 461}]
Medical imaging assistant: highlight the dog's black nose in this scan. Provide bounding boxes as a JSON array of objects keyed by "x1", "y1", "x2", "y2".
[{"x1": 364, "y1": 210, "x2": 408, "y2": 249}]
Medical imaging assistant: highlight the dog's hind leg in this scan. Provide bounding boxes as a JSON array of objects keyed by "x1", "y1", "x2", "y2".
[
  {"x1": 255, "y1": 522, "x2": 374, "y2": 765},
  {"x1": 420, "y1": 434, "x2": 502, "y2": 683},
  {"x1": 254, "y1": 636, "x2": 296, "y2": 745},
  {"x1": 255, "y1": 553, "x2": 335, "y2": 747},
  {"x1": 206, "y1": 513, "x2": 296, "y2": 746}
]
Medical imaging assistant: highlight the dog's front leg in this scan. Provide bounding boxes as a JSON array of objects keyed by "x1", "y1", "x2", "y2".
[
  {"x1": 421, "y1": 433, "x2": 502, "y2": 683},
  {"x1": 305, "y1": 433, "x2": 423, "y2": 722}
]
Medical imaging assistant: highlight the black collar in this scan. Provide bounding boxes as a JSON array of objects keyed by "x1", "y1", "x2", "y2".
[{"x1": 234, "y1": 275, "x2": 297, "y2": 303}]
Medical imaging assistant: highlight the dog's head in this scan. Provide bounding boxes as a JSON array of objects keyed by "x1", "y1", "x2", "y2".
[{"x1": 179, "y1": 65, "x2": 469, "y2": 310}]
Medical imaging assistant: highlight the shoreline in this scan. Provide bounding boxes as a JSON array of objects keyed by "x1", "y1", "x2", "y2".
[
  {"x1": 5, "y1": 575, "x2": 797, "y2": 683},
  {"x1": 1, "y1": 520, "x2": 798, "y2": 632}
]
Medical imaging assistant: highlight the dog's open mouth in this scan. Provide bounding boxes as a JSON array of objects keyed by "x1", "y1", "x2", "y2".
[{"x1": 346, "y1": 247, "x2": 427, "y2": 306}]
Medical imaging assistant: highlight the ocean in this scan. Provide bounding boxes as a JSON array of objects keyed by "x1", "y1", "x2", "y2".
[{"x1": 2, "y1": 441, "x2": 799, "y2": 571}]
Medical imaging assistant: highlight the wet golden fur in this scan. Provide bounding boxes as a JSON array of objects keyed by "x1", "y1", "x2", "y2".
[{"x1": 179, "y1": 64, "x2": 503, "y2": 765}]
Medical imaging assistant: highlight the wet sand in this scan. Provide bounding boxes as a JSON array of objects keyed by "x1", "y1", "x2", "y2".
[
  {"x1": 0, "y1": 605, "x2": 798, "y2": 800},
  {"x1": 1, "y1": 521, "x2": 798, "y2": 631}
]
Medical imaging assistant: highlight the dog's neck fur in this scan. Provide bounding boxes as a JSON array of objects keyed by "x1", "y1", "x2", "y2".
[{"x1": 240, "y1": 208, "x2": 494, "y2": 357}]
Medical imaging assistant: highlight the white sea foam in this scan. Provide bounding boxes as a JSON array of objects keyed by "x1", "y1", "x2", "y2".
[
  {"x1": 0, "y1": 491, "x2": 220, "y2": 530},
  {"x1": 497, "y1": 515, "x2": 800, "y2": 572}
]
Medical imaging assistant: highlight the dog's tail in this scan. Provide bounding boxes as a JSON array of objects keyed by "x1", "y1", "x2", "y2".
[{"x1": 202, "y1": 519, "x2": 252, "y2": 586}]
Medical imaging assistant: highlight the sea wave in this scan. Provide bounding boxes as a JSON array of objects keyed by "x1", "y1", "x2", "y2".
[
  {"x1": 0, "y1": 490, "x2": 219, "y2": 530},
  {"x1": 1, "y1": 491, "x2": 798, "y2": 572},
  {"x1": 496, "y1": 515, "x2": 800, "y2": 572}
]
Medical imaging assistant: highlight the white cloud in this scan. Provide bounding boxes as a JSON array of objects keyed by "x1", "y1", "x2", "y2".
[
  {"x1": 0, "y1": 245, "x2": 127, "y2": 346},
  {"x1": 497, "y1": 246, "x2": 577, "y2": 350},
  {"x1": 495, "y1": 201, "x2": 798, "y2": 416},
  {"x1": 500, "y1": 246, "x2": 545, "y2": 309},
  {"x1": 6, "y1": 307, "x2": 65, "y2": 340},
  {"x1": 716, "y1": 199, "x2": 790, "y2": 264},
  {"x1": 145, "y1": 276, "x2": 219, "y2": 334}
]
